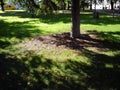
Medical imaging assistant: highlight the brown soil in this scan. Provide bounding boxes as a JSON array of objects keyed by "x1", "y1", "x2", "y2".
[{"x1": 23, "y1": 32, "x2": 105, "y2": 51}]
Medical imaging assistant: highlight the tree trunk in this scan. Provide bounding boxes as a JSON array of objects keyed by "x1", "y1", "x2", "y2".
[
  {"x1": 90, "y1": 0, "x2": 92, "y2": 10},
  {"x1": 111, "y1": 0, "x2": 114, "y2": 10},
  {"x1": 0, "y1": 0, "x2": 4, "y2": 11},
  {"x1": 93, "y1": 0, "x2": 99, "y2": 19},
  {"x1": 81, "y1": 0, "x2": 85, "y2": 11},
  {"x1": 71, "y1": 0, "x2": 80, "y2": 38}
]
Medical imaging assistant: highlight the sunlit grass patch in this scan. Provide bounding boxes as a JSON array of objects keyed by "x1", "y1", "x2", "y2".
[{"x1": 0, "y1": 10, "x2": 120, "y2": 90}]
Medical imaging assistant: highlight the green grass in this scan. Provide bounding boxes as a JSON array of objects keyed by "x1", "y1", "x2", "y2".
[
  {"x1": 0, "y1": 10, "x2": 120, "y2": 42},
  {"x1": 80, "y1": 12, "x2": 120, "y2": 32},
  {"x1": 0, "y1": 10, "x2": 120, "y2": 90}
]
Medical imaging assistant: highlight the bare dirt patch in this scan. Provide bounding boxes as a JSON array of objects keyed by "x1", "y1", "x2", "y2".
[{"x1": 22, "y1": 32, "x2": 106, "y2": 52}]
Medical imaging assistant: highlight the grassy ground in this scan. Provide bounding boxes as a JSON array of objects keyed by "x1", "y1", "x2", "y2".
[{"x1": 0, "y1": 10, "x2": 120, "y2": 90}]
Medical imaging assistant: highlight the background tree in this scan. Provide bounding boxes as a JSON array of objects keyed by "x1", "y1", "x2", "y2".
[
  {"x1": 110, "y1": 0, "x2": 114, "y2": 10},
  {"x1": 81, "y1": 0, "x2": 85, "y2": 11},
  {"x1": 0, "y1": 0, "x2": 4, "y2": 11},
  {"x1": 40, "y1": 0, "x2": 58, "y2": 14},
  {"x1": 90, "y1": 0, "x2": 93, "y2": 10}
]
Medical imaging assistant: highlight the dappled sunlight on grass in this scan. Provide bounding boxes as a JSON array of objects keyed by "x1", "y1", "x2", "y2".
[
  {"x1": 81, "y1": 24, "x2": 120, "y2": 32},
  {"x1": 0, "y1": 11, "x2": 71, "y2": 46},
  {"x1": 1, "y1": 50, "x2": 120, "y2": 90},
  {"x1": 0, "y1": 10, "x2": 120, "y2": 90},
  {"x1": 80, "y1": 12, "x2": 120, "y2": 32}
]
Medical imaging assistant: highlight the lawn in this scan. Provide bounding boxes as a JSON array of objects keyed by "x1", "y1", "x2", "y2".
[{"x1": 0, "y1": 10, "x2": 120, "y2": 90}]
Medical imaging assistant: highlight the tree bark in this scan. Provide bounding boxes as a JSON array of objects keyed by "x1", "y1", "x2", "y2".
[
  {"x1": 71, "y1": 0, "x2": 80, "y2": 38},
  {"x1": 110, "y1": 0, "x2": 114, "y2": 10}
]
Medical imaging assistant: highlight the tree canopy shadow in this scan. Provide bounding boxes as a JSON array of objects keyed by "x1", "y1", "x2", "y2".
[
  {"x1": 80, "y1": 13, "x2": 120, "y2": 25},
  {"x1": 65, "y1": 50, "x2": 120, "y2": 90},
  {"x1": 0, "y1": 19, "x2": 49, "y2": 49},
  {"x1": 0, "y1": 52, "x2": 55, "y2": 90},
  {"x1": 49, "y1": 30, "x2": 120, "y2": 51},
  {"x1": 0, "y1": 40, "x2": 11, "y2": 49},
  {"x1": 39, "y1": 13, "x2": 120, "y2": 24},
  {"x1": 0, "y1": 20, "x2": 45, "y2": 39},
  {"x1": 0, "y1": 11, "x2": 71, "y2": 24},
  {"x1": 1, "y1": 47, "x2": 120, "y2": 90},
  {"x1": 1, "y1": 11, "x2": 119, "y2": 25},
  {"x1": 47, "y1": 32, "x2": 120, "y2": 89},
  {"x1": 0, "y1": 52, "x2": 87, "y2": 90},
  {"x1": 87, "y1": 30, "x2": 120, "y2": 50},
  {"x1": 38, "y1": 13, "x2": 71, "y2": 24},
  {"x1": 0, "y1": 11, "x2": 34, "y2": 18},
  {"x1": 0, "y1": 10, "x2": 120, "y2": 90},
  {"x1": 0, "y1": 52, "x2": 29, "y2": 90}
]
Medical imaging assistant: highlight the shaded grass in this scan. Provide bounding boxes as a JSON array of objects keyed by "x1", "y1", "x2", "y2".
[
  {"x1": 0, "y1": 10, "x2": 120, "y2": 90},
  {"x1": 1, "y1": 46, "x2": 120, "y2": 90}
]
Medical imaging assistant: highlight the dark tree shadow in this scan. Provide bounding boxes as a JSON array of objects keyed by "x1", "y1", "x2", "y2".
[
  {"x1": 83, "y1": 49, "x2": 120, "y2": 90},
  {"x1": 0, "y1": 52, "x2": 54, "y2": 90},
  {"x1": 0, "y1": 40, "x2": 11, "y2": 49},
  {"x1": 0, "y1": 11, "x2": 34, "y2": 18},
  {"x1": 0, "y1": 11, "x2": 71, "y2": 24},
  {"x1": 39, "y1": 13, "x2": 120, "y2": 24},
  {"x1": 49, "y1": 30, "x2": 120, "y2": 51},
  {"x1": 0, "y1": 11, "x2": 119, "y2": 25},
  {"x1": 49, "y1": 33, "x2": 103, "y2": 50},
  {"x1": 40, "y1": 32, "x2": 120, "y2": 89},
  {"x1": 65, "y1": 51, "x2": 120, "y2": 90},
  {"x1": 0, "y1": 52, "x2": 29, "y2": 90},
  {"x1": 0, "y1": 20, "x2": 45, "y2": 39},
  {"x1": 1, "y1": 29, "x2": 120, "y2": 90},
  {"x1": 0, "y1": 20, "x2": 50, "y2": 49},
  {"x1": 87, "y1": 30, "x2": 120, "y2": 50},
  {"x1": 80, "y1": 13, "x2": 120, "y2": 25},
  {"x1": 38, "y1": 14, "x2": 71, "y2": 24}
]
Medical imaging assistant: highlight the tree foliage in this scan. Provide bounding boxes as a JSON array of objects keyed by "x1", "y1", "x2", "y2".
[{"x1": 15, "y1": 0, "x2": 72, "y2": 15}]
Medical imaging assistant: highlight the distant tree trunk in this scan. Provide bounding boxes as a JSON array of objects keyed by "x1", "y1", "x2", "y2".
[
  {"x1": 59, "y1": 0, "x2": 66, "y2": 13},
  {"x1": 71, "y1": 0, "x2": 80, "y2": 38},
  {"x1": 0, "y1": 0, "x2": 4, "y2": 11},
  {"x1": 67, "y1": 1, "x2": 71, "y2": 10},
  {"x1": 90, "y1": 0, "x2": 92, "y2": 10},
  {"x1": 62, "y1": 0, "x2": 66, "y2": 10},
  {"x1": 81, "y1": 0, "x2": 85, "y2": 11},
  {"x1": 93, "y1": 0, "x2": 99, "y2": 19},
  {"x1": 110, "y1": 0, "x2": 114, "y2": 10}
]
